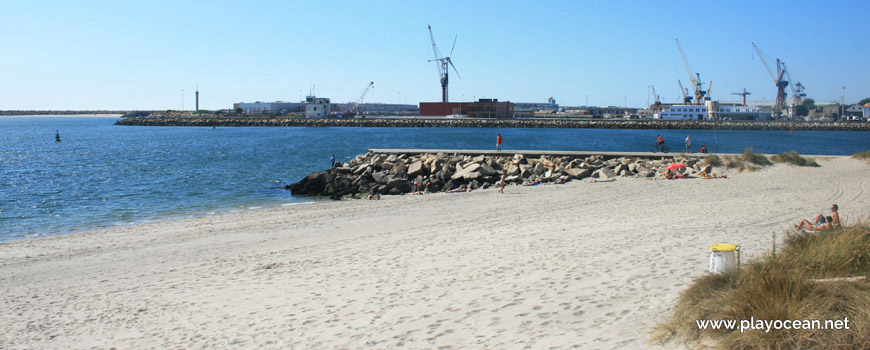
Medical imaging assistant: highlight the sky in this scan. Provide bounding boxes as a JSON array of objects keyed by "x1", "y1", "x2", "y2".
[{"x1": 1, "y1": 0, "x2": 868, "y2": 110}]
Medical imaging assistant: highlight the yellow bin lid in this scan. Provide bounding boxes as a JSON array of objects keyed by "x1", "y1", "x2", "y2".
[{"x1": 710, "y1": 243, "x2": 739, "y2": 251}]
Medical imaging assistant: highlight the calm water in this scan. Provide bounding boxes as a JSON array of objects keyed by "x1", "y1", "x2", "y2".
[{"x1": 2, "y1": 117, "x2": 869, "y2": 241}]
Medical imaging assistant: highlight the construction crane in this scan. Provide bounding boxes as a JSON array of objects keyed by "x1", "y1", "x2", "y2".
[
  {"x1": 678, "y1": 80, "x2": 692, "y2": 104},
  {"x1": 348, "y1": 81, "x2": 374, "y2": 115},
  {"x1": 675, "y1": 39, "x2": 706, "y2": 104},
  {"x1": 781, "y1": 62, "x2": 806, "y2": 109},
  {"x1": 427, "y1": 25, "x2": 461, "y2": 103},
  {"x1": 731, "y1": 88, "x2": 751, "y2": 106},
  {"x1": 751, "y1": 42, "x2": 788, "y2": 117},
  {"x1": 650, "y1": 85, "x2": 662, "y2": 113},
  {"x1": 706, "y1": 81, "x2": 713, "y2": 101}
]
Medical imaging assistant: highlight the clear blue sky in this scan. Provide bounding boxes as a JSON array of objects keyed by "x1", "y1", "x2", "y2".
[{"x1": 1, "y1": 0, "x2": 868, "y2": 110}]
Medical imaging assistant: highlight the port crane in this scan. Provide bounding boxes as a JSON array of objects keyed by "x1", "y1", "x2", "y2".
[
  {"x1": 781, "y1": 62, "x2": 806, "y2": 109},
  {"x1": 751, "y1": 42, "x2": 788, "y2": 117},
  {"x1": 731, "y1": 88, "x2": 751, "y2": 106},
  {"x1": 677, "y1": 80, "x2": 692, "y2": 104},
  {"x1": 428, "y1": 25, "x2": 461, "y2": 103},
  {"x1": 348, "y1": 81, "x2": 374, "y2": 115},
  {"x1": 650, "y1": 85, "x2": 662, "y2": 113},
  {"x1": 675, "y1": 39, "x2": 706, "y2": 104}
]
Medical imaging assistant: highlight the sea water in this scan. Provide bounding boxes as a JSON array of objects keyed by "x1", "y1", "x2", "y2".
[{"x1": 2, "y1": 116, "x2": 868, "y2": 241}]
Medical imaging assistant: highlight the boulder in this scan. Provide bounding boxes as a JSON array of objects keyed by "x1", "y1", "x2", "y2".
[
  {"x1": 372, "y1": 170, "x2": 389, "y2": 184},
  {"x1": 533, "y1": 162, "x2": 545, "y2": 175},
  {"x1": 478, "y1": 163, "x2": 497, "y2": 176},
  {"x1": 407, "y1": 160, "x2": 424, "y2": 177},
  {"x1": 594, "y1": 167, "x2": 617, "y2": 179},
  {"x1": 566, "y1": 168, "x2": 591, "y2": 179},
  {"x1": 451, "y1": 163, "x2": 481, "y2": 180},
  {"x1": 386, "y1": 177, "x2": 413, "y2": 193}
]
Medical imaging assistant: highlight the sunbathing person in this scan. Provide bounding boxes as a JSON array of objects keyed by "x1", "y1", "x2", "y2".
[
  {"x1": 796, "y1": 215, "x2": 836, "y2": 232},
  {"x1": 795, "y1": 204, "x2": 840, "y2": 232}
]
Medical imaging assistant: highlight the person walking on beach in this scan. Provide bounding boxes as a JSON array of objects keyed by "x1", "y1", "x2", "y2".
[
  {"x1": 685, "y1": 135, "x2": 692, "y2": 153},
  {"x1": 499, "y1": 171, "x2": 506, "y2": 194},
  {"x1": 496, "y1": 134, "x2": 503, "y2": 152}
]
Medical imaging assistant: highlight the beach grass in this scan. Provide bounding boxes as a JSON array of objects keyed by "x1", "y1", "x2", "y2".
[
  {"x1": 702, "y1": 154, "x2": 723, "y2": 167},
  {"x1": 719, "y1": 148, "x2": 771, "y2": 172},
  {"x1": 654, "y1": 221, "x2": 870, "y2": 349},
  {"x1": 770, "y1": 151, "x2": 820, "y2": 167},
  {"x1": 852, "y1": 151, "x2": 870, "y2": 161}
]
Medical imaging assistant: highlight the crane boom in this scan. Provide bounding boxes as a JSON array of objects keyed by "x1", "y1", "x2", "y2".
[
  {"x1": 675, "y1": 39, "x2": 705, "y2": 103},
  {"x1": 752, "y1": 42, "x2": 777, "y2": 83}
]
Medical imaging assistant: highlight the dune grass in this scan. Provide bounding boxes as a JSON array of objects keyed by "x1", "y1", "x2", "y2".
[
  {"x1": 702, "y1": 154, "x2": 723, "y2": 167},
  {"x1": 654, "y1": 222, "x2": 870, "y2": 349},
  {"x1": 852, "y1": 151, "x2": 870, "y2": 161},
  {"x1": 718, "y1": 148, "x2": 772, "y2": 172},
  {"x1": 770, "y1": 150, "x2": 820, "y2": 167}
]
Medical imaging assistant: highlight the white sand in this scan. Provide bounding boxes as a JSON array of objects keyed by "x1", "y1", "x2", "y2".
[{"x1": 2, "y1": 157, "x2": 868, "y2": 349}]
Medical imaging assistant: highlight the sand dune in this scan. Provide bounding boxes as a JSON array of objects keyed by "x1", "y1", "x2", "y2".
[{"x1": 1, "y1": 157, "x2": 868, "y2": 349}]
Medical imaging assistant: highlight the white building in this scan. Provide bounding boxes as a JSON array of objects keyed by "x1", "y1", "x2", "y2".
[
  {"x1": 656, "y1": 102, "x2": 769, "y2": 121},
  {"x1": 304, "y1": 96, "x2": 331, "y2": 118},
  {"x1": 234, "y1": 96, "x2": 331, "y2": 118}
]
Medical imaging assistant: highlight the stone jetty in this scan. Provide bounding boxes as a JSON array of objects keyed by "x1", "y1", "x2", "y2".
[
  {"x1": 288, "y1": 150, "x2": 716, "y2": 199},
  {"x1": 115, "y1": 115, "x2": 870, "y2": 131}
]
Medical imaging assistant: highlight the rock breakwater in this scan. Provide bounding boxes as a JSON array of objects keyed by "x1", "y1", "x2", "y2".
[
  {"x1": 288, "y1": 150, "x2": 715, "y2": 199},
  {"x1": 115, "y1": 115, "x2": 870, "y2": 131}
]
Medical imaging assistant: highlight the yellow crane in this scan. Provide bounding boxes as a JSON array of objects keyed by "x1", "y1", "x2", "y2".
[{"x1": 675, "y1": 39, "x2": 706, "y2": 104}]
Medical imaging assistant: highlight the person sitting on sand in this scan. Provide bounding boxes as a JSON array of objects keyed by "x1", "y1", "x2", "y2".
[
  {"x1": 544, "y1": 175, "x2": 568, "y2": 185},
  {"x1": 368, "y1": 191, "x2": 381, "y2": 200},
  {"x1": 664, "y1": 169, "x2": 675, "y2": 179},
  {"x1": 795, "y1": 204, "x2": 840, "y2": 232},
  {"x1": 447, "y1": 185, "x2": 472, "y2": 193}
]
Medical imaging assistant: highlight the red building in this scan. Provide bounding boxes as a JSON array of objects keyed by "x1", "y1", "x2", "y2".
[
  {"x1": 419, "y1": 102, "x2": 470, "y2": 117},
  {"x1": 419, "y1": 99, "x2": 514, "y2": 118}
]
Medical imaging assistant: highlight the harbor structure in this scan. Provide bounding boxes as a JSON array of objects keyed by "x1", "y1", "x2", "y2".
[
  {"x1": 656, "y1": 102, "x2": 769, "y2": 121},
  {"x1": 420, "y1": 99, "x2": 514, "y2": 118}
]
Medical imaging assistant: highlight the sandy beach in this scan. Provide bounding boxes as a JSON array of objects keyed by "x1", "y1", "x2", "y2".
[{"x1": 1, "y1": 156, "x2": 868, "y2": 349}]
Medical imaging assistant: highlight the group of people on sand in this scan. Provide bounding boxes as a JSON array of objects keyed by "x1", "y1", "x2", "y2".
[{"x1": 795, "y1": 204, "x2": 840, "y2": 232}]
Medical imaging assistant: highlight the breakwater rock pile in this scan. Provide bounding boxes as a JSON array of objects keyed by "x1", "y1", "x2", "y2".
[
  {"x1": 115, "y1": 115, "x2": 870, "y2": 131},
  {"x1": 288, "y1": 151, "x2": 712, "y2": 199}
]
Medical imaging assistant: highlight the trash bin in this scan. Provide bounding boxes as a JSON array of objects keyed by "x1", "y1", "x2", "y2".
[{"x1": 709, "y1": 243, "x2": 740, "y2": 274}]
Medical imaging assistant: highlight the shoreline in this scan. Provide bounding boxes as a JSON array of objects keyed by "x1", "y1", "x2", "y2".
[
  {"x1": 114, "y1": 116, "x2": 870, "y2": 131},
  {"x1": 2, "y1": 157, "x2": 868, "y2": 348}
]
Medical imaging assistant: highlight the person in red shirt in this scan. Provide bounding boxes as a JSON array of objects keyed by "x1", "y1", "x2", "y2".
[{"x1": 496, "y1": 133, "x2": 503, "y2": 152}]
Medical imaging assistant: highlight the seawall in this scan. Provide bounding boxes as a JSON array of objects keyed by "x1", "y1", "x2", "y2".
[
  {"x1": 115, "y1": 116, "x2": 870, "y2": 131},
  {"x1": 287, "y1": 149, "x2": 719, "y2": 199}
]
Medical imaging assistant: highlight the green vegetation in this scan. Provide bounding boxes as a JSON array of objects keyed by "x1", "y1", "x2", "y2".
[
  {"x1": 859, "y1": 98, "x2": 870, "y2": 106},
  {"x1": 702, "y1": 154, "x2": 723, "y2": 167},
  {"x1": 771, "y1": 151, "x2": 819, "y2": 167},
  {"x1": 852, "y1": 151, "x2": 870, "y2": 161},
  {"x1": 720, "y1": 148, "x2": 772, "y2": 172},
  {"x1": 655, "y1": 222, "x2": 870, "y2": 349}
]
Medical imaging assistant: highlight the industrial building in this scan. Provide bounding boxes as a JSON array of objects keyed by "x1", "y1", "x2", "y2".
[
  {"x1": 514, "y1": 97, "x2": 559, "y2": 117},
  {"x1": 419, "y1": 102, "x2": 470, "y2": 117},
  {"x1": 656, "y1": 102, "x2": 769, "y2": 121},
  {"x1": 420, "y1": 99, "x2": 515, "y2": 118}
]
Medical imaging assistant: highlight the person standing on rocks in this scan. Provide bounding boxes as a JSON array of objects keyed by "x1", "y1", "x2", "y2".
[
  {"x1": 330, "y1": 154, "x2": 336, "y2": 168},
  {"x1": 496, "y1": 134, "x2": 503, "y2": 152},
  {"x1": 685, "y1": 135, "x2": 692, "y2": 153}
]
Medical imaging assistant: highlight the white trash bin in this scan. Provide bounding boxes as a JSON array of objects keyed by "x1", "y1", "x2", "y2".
[{"x1": 709, "y1": 243, "x2": 740, "y2": 274}]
